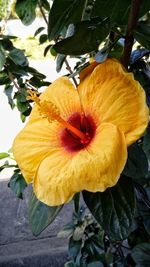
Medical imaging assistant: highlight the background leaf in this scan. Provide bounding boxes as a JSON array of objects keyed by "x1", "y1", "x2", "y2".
[
  {"x1": 134, "y1": 23, "x2": 150, "y2": 50},
  {"x1": 83, "y1": 176, "x2": 135, "y2": 241},
  {"x1": 29, "y1": 190, "x2": 62, "y2": 236},
  {"x1": 15, "y1": 0, "x2": 38, "y2": 26},
  {"x1": 132, "y1": 243, "x2": 150, "y2": 267}
]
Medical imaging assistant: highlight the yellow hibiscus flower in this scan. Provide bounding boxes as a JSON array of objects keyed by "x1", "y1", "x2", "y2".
[{"x1": 12, "y1": 59, "x2": 149, "y2": 206}]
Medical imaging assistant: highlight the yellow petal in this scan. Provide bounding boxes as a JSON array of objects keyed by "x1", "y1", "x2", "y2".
[
  {"x1": 78, "y1": 59, "x2": 149, "y2": 145},
  {"x1": 12, "y1": 118, "x2": 61, "y2": 183},
  {"x1": 34, "y1": 123, "x2": 127, "y2": 206},
  {"x1": 33, "y1": 76, "x2": 81, "y2": 121}
]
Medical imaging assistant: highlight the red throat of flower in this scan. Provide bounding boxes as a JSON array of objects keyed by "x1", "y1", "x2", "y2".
[
  {"x1": 27, "y1": 90, "x2": 96, "y2": 152},
  {"x1": 61, "y1": 113, "x2": 96, "y2": 152}
]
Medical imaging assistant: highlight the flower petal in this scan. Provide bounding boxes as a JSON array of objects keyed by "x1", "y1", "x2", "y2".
[
  {"x1": 12, "y1": 118, "x2": 61, "y2": 183},
  {"x1": 34, "y1": 123, "x2": 127, "y2": 206},
  {"x1": 78, "y1": 59, "x2": 149, "y2": 145},
  {"x1": 39, "y1": 76, "x2": 81, "y2": 120}
]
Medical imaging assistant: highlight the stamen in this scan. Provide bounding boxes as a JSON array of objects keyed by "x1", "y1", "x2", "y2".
[{"x1": 27, "y1": 89, "x2": 87, "y2": 141}]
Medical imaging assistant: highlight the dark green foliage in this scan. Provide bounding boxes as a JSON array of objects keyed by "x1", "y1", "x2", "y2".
[
  {"x1": 83, "y1": 176, "x2": 135, "y2": 241},
  {"x1": 29, "y1": 191, "x2": 62, "y2": 236},
  {"x1": 132, "y1": 243, "x2": 150, "y2": 267},
  {"x1": 91, "y1": 0, "x2": 150, "y2": 25},
  {"x1": 8, "y1": 171, "x2": 27, "y2": 199},
  {"x1": 123, "y1": 143, "x2": 148, "y2": 185},
  {"x1": 48, "y1": 0, "x2": 87, "y2": 41},
  {"x1": 53, "y1": 17, "x2": 110, "y2": 55},
  {"x1": 134, "y1": 23, "x2": 150, "y2": 50}
]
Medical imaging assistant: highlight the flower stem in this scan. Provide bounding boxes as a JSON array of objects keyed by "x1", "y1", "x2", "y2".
[{"x1": 121, "y1": 0, "x2": 143, "y2": 69}]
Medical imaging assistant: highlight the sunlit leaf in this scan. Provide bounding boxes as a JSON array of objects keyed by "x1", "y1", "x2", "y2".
[{"x1": 0, "y1": 152, "x2": 9, "y2": 159}]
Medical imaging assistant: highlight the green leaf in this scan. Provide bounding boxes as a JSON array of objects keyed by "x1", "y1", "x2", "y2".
[
  {"x1": 123, "y1": 143, "x2": 148, "y2": 183},
  {"x1": 48, "y1": 0, "x2": 87, "y2": 40},
  {"x1": 83, "y1": 176, "x2": 135, "y2": 241},
  {"x1": 53, "y1": 17, "x2": 110, "y2": 55},
  {"x1": 143, "y1": 125, "x2": 150, "y2": 160},
  {"x1": 134, "y1": 23, "x2": 150, "y2": 50},
  {"x1": 4, "y1": 84, "x2": 15, "y2": 109},
  {"x1": 91, "y1": 0, "x2": 150, "y2": 25},
  {"x1": 34, "y1": 27, "x2": 45, "y2": 37},
  {"x1": 132, "y1": 243, "x2": 150, "y2": 267},
  {"x1": 0, "y1": 71, "x2": 10, "y2": 85},
  {"x1": 0, "y1": 152, "x2": 9, "y2": 159},
  {"x1": 39, "y1": 34, "x2": 48, "y2": 44},
  {"x1": 68, "y1": 236, "x2": 82, "y2": 259},
  {"x1": 8, "y1": 172, "x2": 27, "y2": 199},
  {"x1": 0, "y1": 46, "x2": 6, "y2": 70},
  {"x1": 56, "y1": 54, "x2": 66, "y2": 72},
  {"x1": 29, "y1": 191, "x2": 62, "y2": 236},
  {"x1": 8, "y1": 48, "x2": 28, "y2": 66},
  {"x1": 15, "y1": 0, "x2": 38, "y2": 26},
  {"x1": 87, "y1": 262, "x2": 104, "y2": 267}
]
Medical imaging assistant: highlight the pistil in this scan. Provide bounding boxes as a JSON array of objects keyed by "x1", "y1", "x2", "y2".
[{"x1": 27, "y1": 90, "x2": 88, "y2": 141}]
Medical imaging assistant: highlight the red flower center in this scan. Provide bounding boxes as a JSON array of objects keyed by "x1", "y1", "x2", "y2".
[{"x1": 61, "y1": 113, "x2": 96, "y2": 152}]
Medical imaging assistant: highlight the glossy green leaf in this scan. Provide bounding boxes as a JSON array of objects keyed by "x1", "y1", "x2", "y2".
[
  {"x1": 53, "y1": 17, "x2": 110, "y2": 55},
  {"x1": 29, "y1": 191, "x2": 62, "y2": 236},
  {"x1": 8, "y1": 48, "x2": 28, "y2": 66},
  {"x1": 123, "y1": 143, "x2": 148, "y2": 182},
  {"x1": 83, "y1": 176, "x2": 135, "y2": 241},
  {"x1": 8, "y1": 172, "x2": 27, "y2": 199},
  {"x1": 15, "y1": 0, "x2": 38, "y2": 25},
  {"x1": 91, "y1": 0, "x2": 150, "y2": 25},
  {"x1": 48, "y1": 0, "x2": 87, "y2": 40},
  {"x1": 134, "y1": 23, "x2": 150, "y2": 50},
  {"x1": 132, "y1": 243, "x2": 150, "y2": 267},
  {"x1": 0, "y1": 152, "x2": 9, "y2": 159}
]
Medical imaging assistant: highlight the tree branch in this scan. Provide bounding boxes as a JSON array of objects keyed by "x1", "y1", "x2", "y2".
[{"x1": 121, "y1": 0, "x2": 143, "y2": 69}]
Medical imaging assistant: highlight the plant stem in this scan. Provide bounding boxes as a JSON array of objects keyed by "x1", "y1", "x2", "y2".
[
  {"x1": 64, "y1": 59, "x2": 78, "y2": 87},
  {"x1": 38, "y1": 1, "x2": 48, "y2": 25},
  {"x1": 8, "y1": 72, "x2": 21, "y2": 92},
  {"x1": 121, "y1": 0, "x2": 143, "y2": 69}
]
